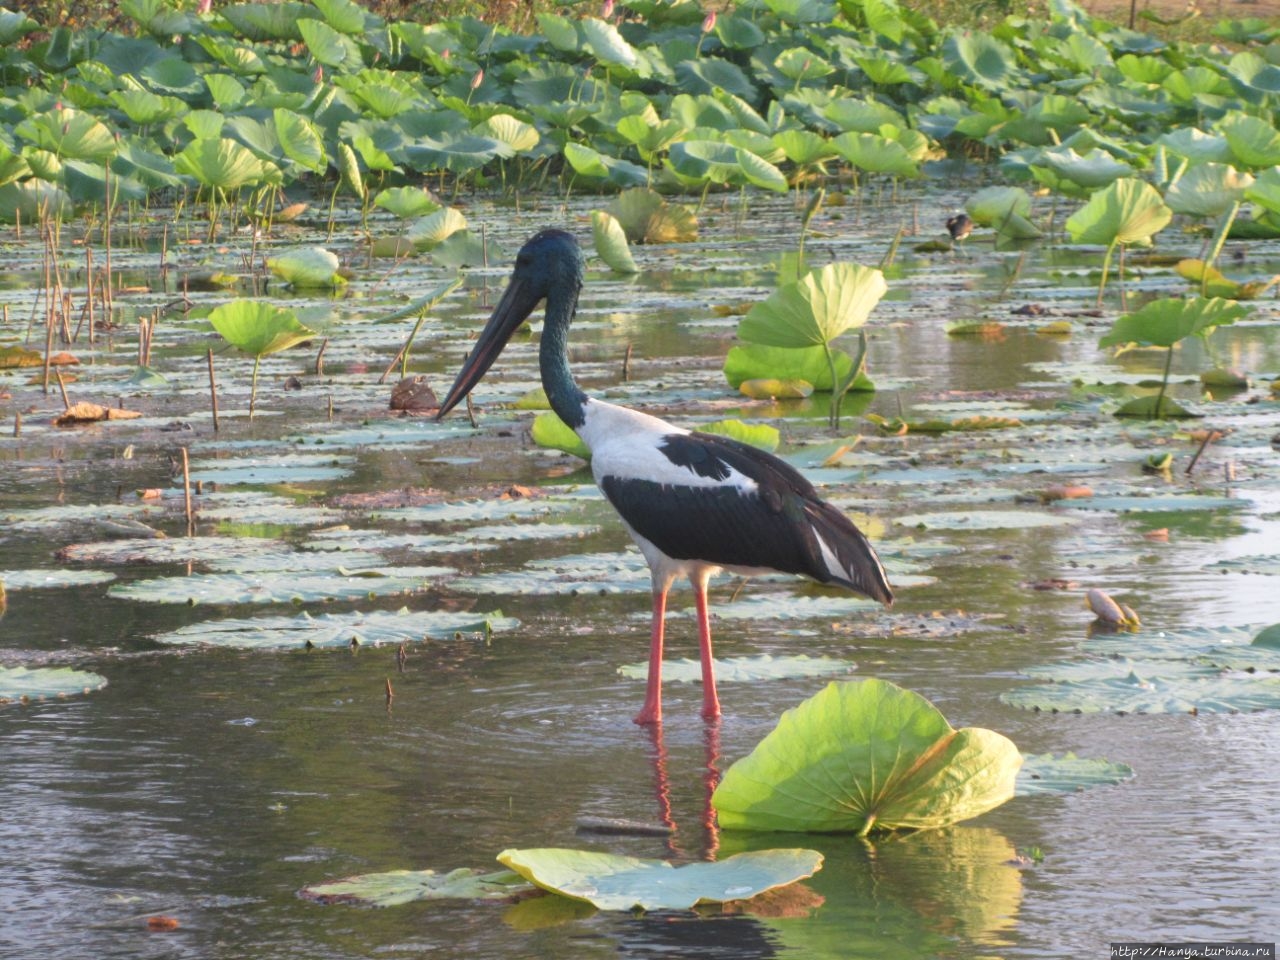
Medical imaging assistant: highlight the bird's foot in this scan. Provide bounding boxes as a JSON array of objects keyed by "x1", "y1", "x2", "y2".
[
  {"x1": 700, "y1": 701, "x2": 721, "y2": 721},
  {"x1": 633, "y1": 705, "x2": 661, "y2": 726}
]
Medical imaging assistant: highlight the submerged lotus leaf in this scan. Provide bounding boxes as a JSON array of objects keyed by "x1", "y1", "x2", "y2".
[
  {"x1": 208, "y1": 301, "x2": 317, "y2": 358},
  {"x1": 1098, "y1": 297, "x2": 1247, "y2": 349},
  {"x1": 618, "y1": 654, "x2": 855, "y2": 684},
  {"x1": 497, "y1": 848, "x2": 823, "y2": 911},
  {"x1": 1066, "y1": 178, "x2": 1171, "y2": 247},
  {"x1": 896, "y1": 510, "x2": 1078, "y2": 531},
  {"x1": 590, "y1": 211, "x2": 638, "y2": 274},
  {"x1": 108, "y1": 567, "x2": 454, "y2": 605},
  {"x1": 1002, "y1": 659, "x2": 1280, "y2": 714},
  {"x1": 738, "y1": 263, "x2": 887, "y2": 349},
  {"x1": 1015, "y1": 753, "x2": 1135, "y2": 796},
  {"x1": 266, "y1": 246, "x2": 344, "y2": 287},
  {"x1": 301, "y1": 868, "x2": 530, "y2": 907},
  {"x1": 151, "y1": 607, "x2": 516, "y2": 648},
  {"x1": 0, "y1": 666, "x2": 108, "y2": 704},
  {"x1": 0, "y1": 569, "x2": 115, "y2": 589},
  {"x1": 712, "y1": 679, "x2": 1022, "y2": 834}
]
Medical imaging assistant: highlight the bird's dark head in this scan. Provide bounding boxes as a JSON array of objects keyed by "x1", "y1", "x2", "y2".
[{"x1": 436, "y1": 229, "x2": 583, "y2": 420}]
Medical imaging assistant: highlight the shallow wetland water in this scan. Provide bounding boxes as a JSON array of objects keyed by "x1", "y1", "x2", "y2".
[{"x1": 2, "y1": 188, "x2": 1280, "y2": 958}]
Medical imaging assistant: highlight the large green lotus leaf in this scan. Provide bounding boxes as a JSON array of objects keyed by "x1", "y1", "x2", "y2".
[
  {"x1": 0, "y1": 666, "x2": 108, "y2": 705},
  {"x1": 110, "y1": 89, "x2": 186, "y2": 126},
  {"x1": 724, "y1": 342, "x2": 856, "y2": 390},
  {"x1": 107, "y1": 567, "x2": 454, "y2": 605},
  {"x1": 1001, "y1": 659, "x2": 1280, "y2": 714},
  {"x1": 497, "y1": 848, "x2": 823, "y2": 911},
  {"x1": 831, "y1": 132, "x2": 917, "y2": 177},
  {"x1": 674, "y1": 58, "x2": 758, "y2": 101},
  {"x1": 618, "y1": 654, "x2": 855, "y2": 684},
  {"x1": 668, "y1": 140, "x2": 745, "y2": 185},
  {"x1": 208, "y1": 300, "x2": 317, "y2": 357},
  {"x1": 1098, "y1": 297, "x2": 1247, "y2": 349},
  {"x1": 474, "y1": 114, "x2": 539, "y2": 154},
  {"x1": 14, "y1": 107, "x2": 117, "y2": 161},
  {"x1": 301, "y1": 868, "x2": 530, "y2": 907},
  {"x1": 374, "y1": 186, "x2": 439, "y2": 219},
  {"x1": 1066, "y1": 178, "x2": 1172, "y2": 247},
  {"x1": 582, "y1": 16, "x2": 638, "y2": 69},
  {"x1": 298, "y1": 17, "x2": 359, "y2": 68},
  {"x1": 1165, "y1": 163, "x2": 1253, "y2": 219},
  {"x1": 738, "y1": 263, "x2": 886, "y2": 349},
  {"x1": 696, "y1": 420, "x2": 780, "y2": 452},
  {"x1": 404, "y1": 134, "x2": 513, "y2": 175},
  {"x1": 0, "y1": 8, "x2": 38, "y2": 45},
  {"x1": 265, "y1": 247, "x2": 344, "y2": 288},
  {"x1": 152, "y1": 608, "x2": 516, "y2": 649},
  {"x1": 1244, "y1": 166, "x2": 1280, "y2": 217},
  {"x1": 964, "y1": 185, "x2": 1041, "y2": 239},
  {"x1": 0, "y1": 180, "x2": 73, "y2": 225},
  {"x1": 590, "y1": 211, "x2": 638, "y2": 274},
  {"x1": 1035, "y1": 146, "x2": 1132, "y2": 189},
  {"x1": 0, "y1": 569, "x2": 115, "y2": 589},
  {"x1": 218, "y1": 1, "x2": 312, "y2": 41},
  {"x1": 173, "y1": 137, "x2": 268, "y2": 190},
  {"x1": 531, "y1": 411, "x2": 592, "y2": 460},
  {"x1": 735, "y1": 146, "x2": 788, "y2": 193},
  {"x1": 1015, "y1": 753, "x2": 1134, "y2": 796},
  {"x1": 608, "y1": 188, "x2": 697, "y2": 243},
  {"x1": 712, "y1": 679, "x2": 1021, "y2": 834},
  {"x1": 273, "y1": 108, "x2": 326, "y2": 173},
  {"x1": 942, "y1": 31, "x2": 1016, "y2": 88},
  {"x1": 563, "y1": 143, "x2": 648, "y2": 188},
  {"x1": 1220, "y1": 113, "x2": 1280, "y2": 169},
  {"x1": 312, "y1": 0, "x2": 377, "y2": 34},
  {"x1": 895, "y1": 510, "x2": 1077, "y2": 531},
  {"x1": 407, "y1": 207, "x2": 468, "y2": 249}
]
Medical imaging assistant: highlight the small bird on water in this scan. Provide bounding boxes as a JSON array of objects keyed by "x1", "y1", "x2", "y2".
[{"x1": 436, "y1": 229, "x2": 893, "y2": 725}]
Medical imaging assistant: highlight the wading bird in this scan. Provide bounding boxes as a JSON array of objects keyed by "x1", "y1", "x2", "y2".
[{"x1": 436, "y1": 229, "x2": 893, "y2": 724}]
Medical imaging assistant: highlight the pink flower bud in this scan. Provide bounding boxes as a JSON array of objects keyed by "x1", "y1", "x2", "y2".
[
  {"x1": 603, "y1": 0, "x2": 615, "y2": 16},
  {"x1": 471, "y1": 68, "x2": 484, "y2": 90},
  {"x1": 702, "y1": 10, "x2": 716, "y2": 33}
]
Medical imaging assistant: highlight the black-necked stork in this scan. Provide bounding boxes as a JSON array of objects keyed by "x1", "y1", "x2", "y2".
[{"x1": 436, "y1": 229, "x2": 893, "y2": 725}]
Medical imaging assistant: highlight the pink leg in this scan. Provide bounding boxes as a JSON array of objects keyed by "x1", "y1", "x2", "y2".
[
  {"x1": 693, "y1": 572, "x2": 720, "y2": 720},
  {"x1": 633, "y1": 585, "x2": 668, "y2": 725}
]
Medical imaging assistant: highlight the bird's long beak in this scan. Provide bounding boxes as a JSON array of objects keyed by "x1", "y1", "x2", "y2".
[{"x1": 435, "y1": 276, "x2": 542, "y2": 419}]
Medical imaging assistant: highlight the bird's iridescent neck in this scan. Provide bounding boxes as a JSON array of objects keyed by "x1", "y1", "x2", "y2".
[{"x1": 539, "y1": 277, "x2": 589, "y2": 429}]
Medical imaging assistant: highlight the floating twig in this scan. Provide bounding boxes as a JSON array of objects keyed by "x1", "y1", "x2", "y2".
[
  {"x1": 1185, "y1": 429, "x2": 1222, "y2": 476},
  {"x1": 180, "y1": 447, "x2": 195, "y2": 537},
  {"x1": 206, "y1": 348, "x2": 220, "y2": 433},
  {"x1": 622, "y1": 342, "x2": 633, "y2": 381}
]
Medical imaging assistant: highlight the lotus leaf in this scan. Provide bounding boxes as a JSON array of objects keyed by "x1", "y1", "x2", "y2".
[
  {"x1": 1015, "y1": 753, "x2": 1134, "y2": 796},
  {"x1": 831, "y1": 132, "x2": 917, "y2": 177},
  {"x1": 724, "y1": 343, "x2": 856, "y2": 390},
  {"x1": 266, "y1": 247, "x2": 344, "y2": 288},
  {"x1": 109, "y1": 567, "x2": 454, "y2": 606},
  {"x1": 618, "y1": 654, "x2": 855, "y2": 684},
  {"x1": 712, "y1": 679, "x2": 1021, "y2": 834},
  {"x1": 1165, "y1": 163, "x2": 1254, "y2": 219},
  {"x1": 563, "y1": 143, "x2": 648, "y2": 188},
  {"x1": 1098, "y1": 297, "x2": 1247, "y2": 349},
  {"x1": 896, "y1": 510, "x2": 1077, "y2": 530},
  {"x1": 374, "y1": 186, "x2": 439, "y2": 220},
  {"x1": 208, "y1": 301, "x2": 317, "y2": 357},
  {"x1": 174, "y1": 137, "x2": 270, "y2": 191},
  {"x1": 964, "y1": 186, "x2": 1041, "y2": 239},
  {"x1": 696, "y1": 420, "x2": 780, "y2": 452},
  {"x1": 1220, "y1": 113, "x2": 1280, "y2": 169},
  {"x1": 590, "y1": 211, "x2": 638, "y2": 274},
  {"x1": 1035, "y1": 147, "x2": 1132, "y2": 189},
  {"x1": 274, "y1": 109, "x2": 326, "y2": 174},
  {"x1": 531, "y1": 411, "x2": 592, "y2": 460},
  {"x1": 407, "y1": 207, "x2": 468, "y2": 248},
  {"x1": 0, "y1": 568, "x2": 115, "y2": 590},
  {"x1": 298, "y1": 16, "x2": 358, "y2": 68},
  {"x1": 152, "y1": 608, "x2": 515, "y2": 649},
  {"x1": 0, "y1": 666, "x2": 109, "y2": 704},
  {"x1": 14, "y1": 107, "x2": 117, "y2": 162},
  {"x1": 497, "y1": 847, "x2": 823, "y2": 911},
  {"x1": 942, "y1": 31, "x2": 1017, "y2": 88},
  {"x1": 738, "y1": 263, "x2": 886, "y2": 350},
  {"x1": 301, "y1": 868, "x2": 530, "y2": 907},
  {"x1": 1066, "y1": 178, "x2": 1171, "y2": 247},
  {"x1": 582, "y1": 17, "x2": 638, "y2": 69}
]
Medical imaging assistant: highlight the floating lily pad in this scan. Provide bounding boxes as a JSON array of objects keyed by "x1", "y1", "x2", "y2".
[
  {"x1": 0, "y1": 666, "x2": 108, "y2": 704},
  {"x1": 1207, "y1": 555, "x2": 1280, "y2": 575},
  {"x1": 680, "y1": 590, "x2": 883, "y2": 621},
  {"x1": 58, "y1": 537, "x2": 288, "y2": 566},
  {"x1": 1015, "y1": 753, "x2": 1135, "y2": 796},
  {"x1": 712, "y1": 679, "x2": 1022, "y2": 834},
  {"x1": 895, "y1": 510, "x2": 1078, "y2": 531},
  {"x1": 496, "y1": 847, "x2": 823, "y2": 912},
  {"x1": 108, "y1": 567, "x2": 454, "y2": 605},
  {"x1": 300, "y1": 868, "x2": 530, "y2": 906},
  {"x1": 0, "y1": 569, "x2": 116, "y2": 589},
  {"x1": 152, "y1": 608, "x2": 516, "y2": 649},
  {"x1": 1061, "y1": 495, "x2": 1243, "y2": 513},
  {"x1": 188, "y1": 453, "x2": 356, "y2": 485},
  {"x1": 464, "y1": 523, "x2": 600, "y2": 542},
  {"x1": 374, "y1": 498, "x2": 569, "y2": 524},
  {"x1": 455, "y1": 552, "x2": 649, "y2": 595},
  {"x1": 618, "y1": 654, "x2": 855, "y2": 684},
  {"x1": 1000, "y1": 659, "x2": 1280, "y2": 714}
]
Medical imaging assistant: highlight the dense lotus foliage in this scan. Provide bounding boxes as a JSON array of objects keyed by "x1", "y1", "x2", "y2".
[{"x1": 0, "y1": 0, "x2": 1276, "y2": 240}]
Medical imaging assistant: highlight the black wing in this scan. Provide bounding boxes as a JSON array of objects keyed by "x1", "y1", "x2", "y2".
[{"x1": 599, "y1": 431, "x2": 893, "y2": 605}]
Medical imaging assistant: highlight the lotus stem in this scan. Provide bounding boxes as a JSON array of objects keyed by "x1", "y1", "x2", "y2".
[
  {"x1": 1096, "y1": 238, "x2": 1118, "y2": 308},
  {"x1": 1202, "y1": 201, "x2": 1241, "y2": 296},
  {"x1": 824, "y1": 341, "x2": 840, "y2": 429},
  {"x1": 250, "y1": 353, "x2": 261, "y2": 422},
  {"x1": 1153, "y1": 344, "x2": 1174, "y2": 419}
]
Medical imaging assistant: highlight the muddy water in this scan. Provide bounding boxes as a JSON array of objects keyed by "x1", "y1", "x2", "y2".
[{"x1": 2, "y1": 188, "x2": 1280, "y2": 958}]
